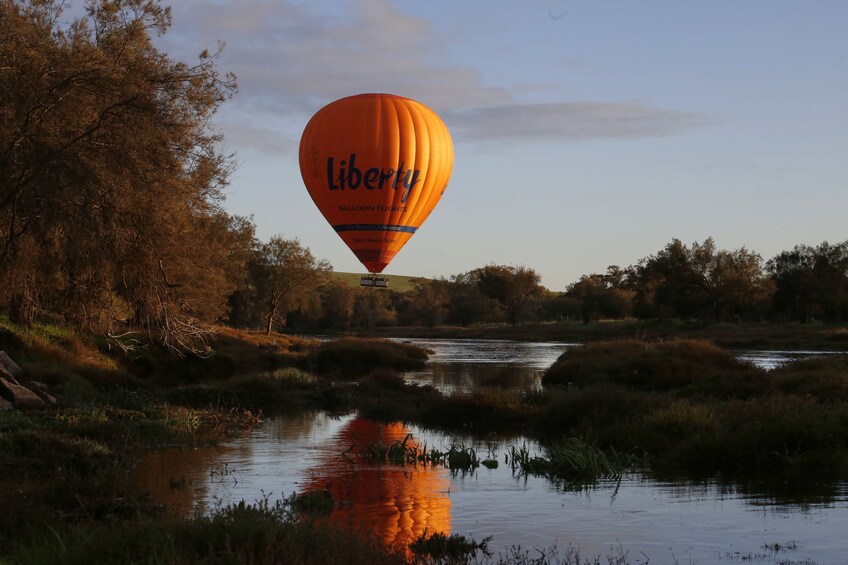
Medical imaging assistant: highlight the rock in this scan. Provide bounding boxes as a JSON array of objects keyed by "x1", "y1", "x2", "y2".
[
  {"x1": 0, "y1": 396, "x2": 12, "y2": 411},
  {"x1": 0, "y1": 376, "x2": 44, "y2": 409},
  {"x1": 0, "y1": 362, "x2": 18, "y2": 385},
  {"x1": 28, "y1": 381, "x2": 58, "y2": 405},
  {"x1": 0, "y1": 351, "x2": 24, "y2": 381}
]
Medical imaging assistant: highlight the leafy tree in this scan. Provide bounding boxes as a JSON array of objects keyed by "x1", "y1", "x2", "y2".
[
  {"x1": 445, "y1": 270, "x2": 502, "y2": 327},
  {"x1": 767, "y1": 241, "x2": 848, "y2": 323},
  {"x1": 767, "y1": 245, "x2": 819, "y2": 322},
  {"x1": 250, "y1": 236, "x2": 331, "y2": 335},
  {"x1": 633, "y1": 239, "x2": 712, "y2": 319},
  {"x1": 709, "y1": 247, "x2": 774, "y2": 322},
  {"x1": 632, "y1": 238, "x2": 772, "y2": 322},
  {"x1": 353, "y1": 288, "x2": 395, "y2": 329},
  {"x1": 567, "y1": 267, "x2": 634, "y2": 323},
  {"x1": 476, "y1": 265, "x2": 543, "y2": 326},
  {"x1": 318, "y1": 280, "x2": 356, "y2": 329},
  {"x1": 810, "y1": 242, "x2": 848, "y2": 322},
  {"x1": 539, "y1": 291, "x2": 581, "y2": 322},
  {"x1": 0, "y1": 0, "x2": 238, "y2": 353},
  {"x1": 400, "y1": 278, "x2": 450, "y2": 327}
]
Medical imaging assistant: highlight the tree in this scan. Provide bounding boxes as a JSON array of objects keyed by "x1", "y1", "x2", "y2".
[
  {"x1": 567, "y1": 267, "x2": 634, "y2": 323},
  {"x1": 709, "y1": 247, "x2": 773, "y2": 322},
  {"x1": 810, "y1": 242, "x2": 848, "y2": 322},
  {"x1": 1, "y1": 0, "x2": 239, "y2": 353},
  {"x1": 632, "y1": 238, "x2": 772, "y2": 322},
  {"x1": 400, "y1": 278, "x2": 450, "y2": 327},
  {"x1": 353, "y1": 288, "x2": 395, "y2": 329},
  {"x1": 476, "y1": 265, "x2": 544, "y2": 326},
  {"x1": 251, "y1": 236, "x2": 331, "y2": 335},
  {"x1": 633, "y1": 239, "x2": 713, "y2": 319},
  {"x1": 766, "y1": 241, "x2": 848, "y2": 323},
  {"x1": 318, "y1": 280, "x2": 356, "y2": 329},
  {"x1": 539, "y1": 291, "x2": 581, "y2": 322},
  {"x1": 445, "y1": 270, "x2": 502, "y2": 326}
]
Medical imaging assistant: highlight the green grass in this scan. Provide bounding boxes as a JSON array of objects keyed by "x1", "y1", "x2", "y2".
[
  {"x1": 6, "y1": 497, "x2": 408, "y2": 565},
  {"x1": 328, "y1": 271, "x2": 426, "y2": 293},
  {"x1": 5, "y1": 496, "x2": 654, "y2": 565},
  {"x1": 0, "y1": 316, "x2": 120, "y2": 371}
]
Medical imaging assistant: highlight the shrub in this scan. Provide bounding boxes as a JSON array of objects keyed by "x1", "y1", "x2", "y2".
[
  {"x1": 770, "y1": 355, "x2": 848, "y2": 402},
  {"x1": 543, "y1": 339, "x2": 755, "y2": 391},
  {"x1": 305, "y1": 338, "x2": 428, "y2": 377}
]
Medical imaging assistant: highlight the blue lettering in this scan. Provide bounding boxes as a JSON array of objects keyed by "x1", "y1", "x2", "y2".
[
  {"x1": 326, "y1": 155, "x2": 421, "y2": 200},
  {"x1": 327, "y1": 157, "x2": 339, "y2": 190},
  {"x1": 364, "y1": 167, "x2": 379, "y2": 189},
  {"x1": 346, "y1": 153, "x2": 361, "y2": 190}
]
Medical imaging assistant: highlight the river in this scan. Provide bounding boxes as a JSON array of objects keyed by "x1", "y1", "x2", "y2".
[{"x1": 134, "y1": 339, "x2": 848, "y2": 564}]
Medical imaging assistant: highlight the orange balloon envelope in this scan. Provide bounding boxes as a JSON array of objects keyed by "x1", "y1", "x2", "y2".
[{"x1": 299, "y1": 93, "x2": 454, "y2": 273}]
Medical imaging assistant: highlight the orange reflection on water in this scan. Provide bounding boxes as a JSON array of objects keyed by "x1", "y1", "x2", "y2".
[
  {"x1": 133, "y1": 414, "x2": 454, "y2": 552},
  {"x1": 304, "y1": 418, "x2": 453, "y2": 551}
]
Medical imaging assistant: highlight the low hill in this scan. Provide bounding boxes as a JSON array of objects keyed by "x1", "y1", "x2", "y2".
[{"x1": 328, "y1": 271, "x2": 427, "y2": 292}]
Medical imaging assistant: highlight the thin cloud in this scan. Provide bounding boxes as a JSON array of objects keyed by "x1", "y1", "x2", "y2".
[
  {"x1": 444, "y1": 101, "x2": 713, "y2": 142},
  {"x1": 161, "y1": 0, "x2": 709, "y2": 152}
]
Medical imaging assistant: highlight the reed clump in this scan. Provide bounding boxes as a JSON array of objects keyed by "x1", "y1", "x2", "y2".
[
  {"x1": 410, "y1": 530, "x2": 492, "y2": 562},
  {"x1": 508, "y1": 438, "x2": 633, "y2": 486},
  {"x1": 348, "y1": 426, "x2": 484, "y2": 472},
  {"x1": 445, "y1": 444, "x2": 481, "y2": 472},
  {"x1": 352, "y1": 426, "x2": 419, "y2": 464}
]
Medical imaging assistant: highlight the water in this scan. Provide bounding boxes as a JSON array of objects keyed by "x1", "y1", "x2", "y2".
[
  {"x1": 134, "y1": 339, "x2": 848, "y2": 564},
  {"x1": 735, "y1": 349, "x2": 838, "y2": 371},
  {"x1": 393, "y1": 337, "x2": 838, "y2": 391},
  {"x1": 395, "y1": 338, "x2": 571, "y2": 391}
]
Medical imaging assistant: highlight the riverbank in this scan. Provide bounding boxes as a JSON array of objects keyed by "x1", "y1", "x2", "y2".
[
  {"x1": 2, "y1": 320, "x2": 848, "y2": 563},
  {"x1": 356, "y1": 319, "x2": 848, "y2": 351}
]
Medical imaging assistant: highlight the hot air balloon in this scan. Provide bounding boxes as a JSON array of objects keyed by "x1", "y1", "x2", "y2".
[{"x1": 299, "y1": 93, "x2": 453, "y2": 286}]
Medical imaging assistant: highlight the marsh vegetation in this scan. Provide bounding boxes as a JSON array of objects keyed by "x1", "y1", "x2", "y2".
[{"x1": 3, "y1": 316, "x2": 848, "y2": 564}]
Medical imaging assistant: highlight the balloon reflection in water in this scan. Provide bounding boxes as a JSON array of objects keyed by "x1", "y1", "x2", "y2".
[{"x1": 303, "y1": 417, "x2": 453, "y2": 550}]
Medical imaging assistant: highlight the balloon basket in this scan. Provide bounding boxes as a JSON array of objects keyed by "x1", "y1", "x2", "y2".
[{"x1": 360, "y1": 275, "x2": 389, "y2": 288}]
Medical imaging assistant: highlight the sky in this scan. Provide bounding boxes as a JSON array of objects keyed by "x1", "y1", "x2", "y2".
[{"x1": 153, "y1": 0, "x2": 847, "y2": 290}]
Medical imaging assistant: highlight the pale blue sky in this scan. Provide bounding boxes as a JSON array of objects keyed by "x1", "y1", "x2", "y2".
[{"x1": 157, "y1": 0, "x2": 847, "y2": 290}]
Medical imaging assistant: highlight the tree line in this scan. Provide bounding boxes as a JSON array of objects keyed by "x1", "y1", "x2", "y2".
[
  {"x1": 246, "y1": 237, "x2": 848, "y2": 332},
  {"x1": 4, "y1": 1, "x2": 846, "y2": 354},
  {"x1": 560, "y1": 237, "x2": 848, "y2": 325}
]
